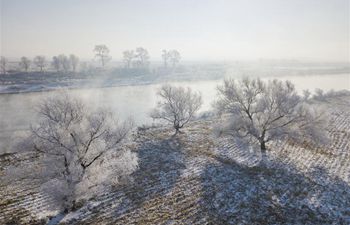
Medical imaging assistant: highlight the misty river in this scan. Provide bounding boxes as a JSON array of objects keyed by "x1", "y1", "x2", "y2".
[{"x1": 0, "y1": 73, "x2": 349, "y2": 153}]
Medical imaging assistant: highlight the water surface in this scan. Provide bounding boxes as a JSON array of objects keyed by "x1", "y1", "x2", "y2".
[{"x1": 0, "y1": 73, "x2": 349, "y2": 152}]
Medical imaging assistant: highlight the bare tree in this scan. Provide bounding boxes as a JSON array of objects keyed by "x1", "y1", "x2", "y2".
[
  {"x1": 30, "y1": 93, "x2": 137, "y2": 211},
  {"x1": 52, "y1": 56, "x2": 61, "y2": 72},
  {"x1": 169, "y1": 50, "x2": 181, "y2": 67},
  {"x1": 135, "y1": 47, "x2": 150, "y2": 68},
  {"x1": 215, "y1": 78, "x2": 329, "y2": 162},
  {"x1": 69, "y1": 54, "x2": 79, "y2": 72},
  {"x1": 161, "y1": 50, "x2": 170, "y2": 68},
  {"x1": 151, "y1": 85, "x2": 202, "y2": 135},
  {"x1": 123, "y1": 50, "x2": 135, "y2": 68},
  {"x1": 314, "y1": 88, "x2": 325, "y2": 101},
  {"x1": 58, "y1": 54, "x2": 71, "y2": 73},
  {"x1": 52, "y1": 55, "x2": 73, "y2": 73},
  {"x1": 94, "y1": 45, "x2": 111, "y2": 67},
  {"x1": 302, "y1": 89, "x2": 311, "y2": 101},
  {"x1": 34, "y1": 55, "x2": 47, "y2": 72},
  {"x1": 0, "y1": 56, "x2": 8, "y2": 74},
  {"x1": 312, "y1": 88, "x2": 350, "y2": 101},
  {"x1": 19, "y1": 57, "x2": 31, "y2": 72}
]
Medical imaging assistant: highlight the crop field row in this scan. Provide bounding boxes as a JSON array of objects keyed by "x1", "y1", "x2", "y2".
[{"x1": 1, "y1": 97, "x2": 349, "y2": 224}]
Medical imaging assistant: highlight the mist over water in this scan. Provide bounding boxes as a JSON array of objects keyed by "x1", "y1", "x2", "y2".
[
  {"x1": 0, "y1": 73, "x2": 349, "y2": 153},
  {"x1": 1, "y1": 1, "x2": 350, "y2": 224}
]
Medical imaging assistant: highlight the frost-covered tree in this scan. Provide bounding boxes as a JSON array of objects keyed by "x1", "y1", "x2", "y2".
[
  {"x1": 58, "y1": 54, "x2": 71, "y2": 73},
  {"x1": 52, "y1": 56, "x2": 61, "y2": 72},
  {"x1": 302, "y1": 89, "x2": 311, "y2": 101},
  {"x1": 169, "y1": 50, "x2": 181, "y2": 67},
  {"x1": 123, "y1": 50, "x2": 135, "y2": 68},
  {"x1": 313, "y1": 88, "x2": 325, "y2": 101},
  {"x1": 313, "y1": 89, "x2": 350, "y2": 101},
  {"x1": 151, "y1": 85, "x2": 202, "y2": 134},
  {"x1": 134, "y1": 47, "x2": 150, "y2": 68},
  {"x1": 69, "y1": 54, "x2": 79, "y2": 72},
  {"x1": 0, "y1": 56, "x2": 8, "y2": 74},
  {"x1": 161, "y1": 50, "x2": 170, "y2": 68},
  {"x1": 215, "y1": 78, "x2": 328, "y2": 161},
  {"x1": 34, "y1": 55, "x2": 47, "y2": 72},
  {"x1": 19, "y1": 56, "x2": 31, "y2": 72},
  {"x1": 52, "y1": 54, "x2": 74, "y2": 73},
  {"x1": 30, "y1": 93, "x2": 137, "y2": 211},
  {"x1": 94, "y1": 45, "x2": 111, "y2": 67}
]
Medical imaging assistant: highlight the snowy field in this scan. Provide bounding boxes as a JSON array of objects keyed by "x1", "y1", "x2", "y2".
[
  {"x1": 1, "y1": 95, "x2": 350, "y2": 224},
  {"x1": 1, "y1": 0, "x2": 349, "y2": 224}
]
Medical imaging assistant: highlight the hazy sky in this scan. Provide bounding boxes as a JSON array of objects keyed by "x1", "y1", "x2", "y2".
[{"x1": 1, "y1": 0, "x2": 349, "y2": 61}]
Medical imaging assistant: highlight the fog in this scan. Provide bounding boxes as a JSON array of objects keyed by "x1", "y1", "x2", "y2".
[
  {"x1": 2, "y1": 1, "x2": 350, "y2": 224},
  {"x1": 1, "y1": 73, "x2": 349, "y2": 153},
  {"x1": 2, "y1": 0, "x2": 349, "y2": 62}
]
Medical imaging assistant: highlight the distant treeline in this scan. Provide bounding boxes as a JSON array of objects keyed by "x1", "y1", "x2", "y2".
[{"x1": 0, "y1": 45, "x2": 181, "y2": 74}]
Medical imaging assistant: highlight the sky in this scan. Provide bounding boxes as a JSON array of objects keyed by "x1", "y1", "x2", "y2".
[{"x1": 0, "y1": 0, "x2": 349, "y2": 62}]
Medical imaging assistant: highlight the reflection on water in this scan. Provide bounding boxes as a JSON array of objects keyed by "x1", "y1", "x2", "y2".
[{"x1": 0, "y1": 74, "x2": 349, "y2": 152}]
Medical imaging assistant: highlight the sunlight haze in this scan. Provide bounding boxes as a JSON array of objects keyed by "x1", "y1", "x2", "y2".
[{"x1": 1, "y1": 0, "x2": 349, "y2": 62}]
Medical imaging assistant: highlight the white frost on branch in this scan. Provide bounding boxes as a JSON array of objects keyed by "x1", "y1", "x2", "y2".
[
  {"x1": 150, "y1": 84, "x2": 202, "y2": 134},
  {"x1": 11, "y1": 92, "x2": 139, "y2": 211},
  {"x1": 215, "y1": 77, "x2": 329, "y2": 163}
]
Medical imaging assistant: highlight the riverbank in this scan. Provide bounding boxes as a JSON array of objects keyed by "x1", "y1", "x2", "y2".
[{"x1": 1, "y1": 61, "x2": 348, "y2": 94}]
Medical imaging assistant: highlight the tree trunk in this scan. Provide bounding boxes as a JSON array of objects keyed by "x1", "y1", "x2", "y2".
[
  {"x1": 260, "y1": 141, "x2": 266, "y2": 152},
  {"x1": 173, "y1": 125, "x2": 184, "y2": 135},
  {"x1": 260, "y1": 141, "x2": 268, "y2": 167},
  {"x1": 174, "y1": 127, "x2": 179, "y2": 135}
]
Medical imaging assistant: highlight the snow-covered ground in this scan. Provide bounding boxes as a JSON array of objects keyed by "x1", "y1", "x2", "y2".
[{"x1": 1, "y1": 96, "x2": 350, "y2": 224}]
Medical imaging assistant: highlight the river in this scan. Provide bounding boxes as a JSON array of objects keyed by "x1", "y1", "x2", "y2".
[{"x1": 0, "y1": 73, "x2": 349, "y2": 153}]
